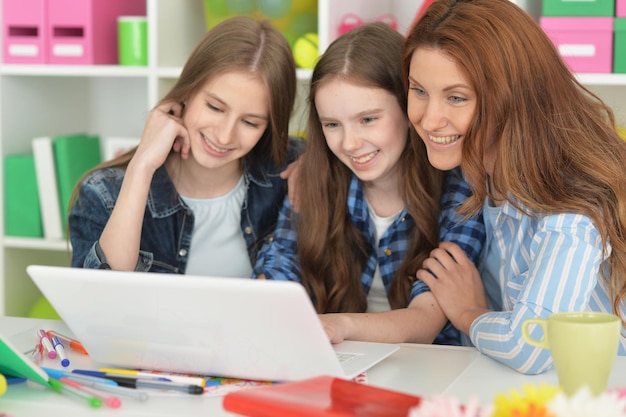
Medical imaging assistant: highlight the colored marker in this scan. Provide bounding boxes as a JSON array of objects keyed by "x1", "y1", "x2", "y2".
[
  {"x1": 6, "y1": 377, "x2": 27, "y2": 385},
  {"x1": 23, "y1": 343, "x2": 43, "y2": 364},
  {"x1": 59, "y1": 378, "x2": 122, "y2": 408},
  {"x1": 48, "y1": 378, "x2": 102, "y2": 408},
  {"x1": 42, "y1": 367, "x2": 118, "y2": 387},
  {"x1": 50, "y1": 336, "x2": 70, "y2": 367},
  {"x1": 0, "y1": 374, "x2": 6, "y2": 396},
  {"x1": 94, "y1": 375, "x2": 203, "y2": 395},
  {"x1": 46, "y1": 330, "x2": 88, "y2": 355},
  {"x1": 37, "y1": 329, "x2": 56, "y2": 359},
  {"x1": 99, "y1": 368, "x2": 206, "y2": 387},
  {"x1": 70, "y1": 378, "x2": 149, "y2": 402}
]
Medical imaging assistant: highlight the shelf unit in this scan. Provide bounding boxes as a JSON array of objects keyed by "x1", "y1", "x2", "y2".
[{"x1": 1, "y1": 0, "x2": 625, "y2": 317}]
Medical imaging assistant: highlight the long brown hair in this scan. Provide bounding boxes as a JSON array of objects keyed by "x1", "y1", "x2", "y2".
[
  {"x1": 297, "y1": 22, "x2": 445, "y2": 313},
  {"x1": 402, "y1": 0, "x2": 626, "y2": 322},
  {"x1": 69, "y1": 16, "x2": 295, "y2": 207}
]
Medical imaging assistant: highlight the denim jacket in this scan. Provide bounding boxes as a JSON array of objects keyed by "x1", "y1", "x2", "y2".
[{"x1": 69, "y1": 137, "x2": 304, "y2": 273}]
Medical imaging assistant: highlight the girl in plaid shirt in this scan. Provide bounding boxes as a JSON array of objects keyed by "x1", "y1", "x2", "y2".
[{"x1": 254, "y1": 23, "x2": 484, "y2": 345}]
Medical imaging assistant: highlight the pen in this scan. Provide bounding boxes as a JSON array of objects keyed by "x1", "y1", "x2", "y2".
[
  {"x1": 48, "y1": 378, "x2": 102, "y2": 408},
  {"x1": 70, "y1": 378, "x2": 150, "y2": 402},
  {"x1": 50, "y1": 336, "x2": 70, "y2": 367},
  {"x1": 37, "y1": 329, "x2": 56, "y2": 359},
  {"x1": 100, "y1": 375, "x2": 204, "y2": 395},
  {"x1": 59, "y1": 377, "x2": 122, "y2": 408},
  {"x1": 73, "y1": 369, "x2": 170, "y2": 382},
  {"x1": 42, "y1": 367, "x2": 118, "y2": 386},
  {"x1": 99, "y1": 368, "x2": 206, "y2": 387},
  {"x1": 46, "y1": 330, "x2": 88, "y2": 355}
]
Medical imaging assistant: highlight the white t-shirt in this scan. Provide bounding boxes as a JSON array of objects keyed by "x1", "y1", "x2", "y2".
[
  {"x1": 366, "y1": 204, "x2": 398, "y2": 313},
  {"x1": 181, "y1": 176, "x2": 252, "y2": 278}
]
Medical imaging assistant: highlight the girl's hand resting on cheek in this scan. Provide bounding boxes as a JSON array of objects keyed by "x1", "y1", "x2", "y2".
[
  {"x1": 416, "y1": 241, "x2": 490, "y2": 335},
  {"x1": 132, "y1": 101, "x2": 190, "y2": 173}
]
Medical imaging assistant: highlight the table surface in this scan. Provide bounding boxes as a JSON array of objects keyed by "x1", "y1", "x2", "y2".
[{"x1": 2, "y1": 316, "x2": 626, "y2": 416}]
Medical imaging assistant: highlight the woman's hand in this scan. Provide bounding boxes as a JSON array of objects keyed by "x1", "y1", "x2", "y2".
[
  {"x1": 417, "y1": 241, "x2": 490, "y2": 334},
  {"x1": 132, "y1": 101, "x2": 190, "y2": 173},
  {"x1": 280, "y1": 159, "x2": 301, "y2": 212}
]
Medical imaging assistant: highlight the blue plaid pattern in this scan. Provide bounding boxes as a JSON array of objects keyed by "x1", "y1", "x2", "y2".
[{"x1": 255, "y1": 167, "x2": 485, "y2": 345}]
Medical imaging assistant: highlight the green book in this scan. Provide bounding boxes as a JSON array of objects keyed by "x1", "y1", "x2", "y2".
[
  {"x1": 52, "y1": 133, "x2": 102, "y2": 232},
  {"x1": 3, "y1": 154, "x2": 43, "y2": 237},
  {"x1": 0, "y1": 333, "x2": 49, "y2": 386}
]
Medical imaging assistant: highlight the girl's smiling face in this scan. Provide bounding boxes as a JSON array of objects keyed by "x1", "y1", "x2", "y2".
[
  {"x1": 183, "y1": 70, "x2": 269, "y2": 171},
  {"x1": 315, "y1": 79, "x2": 409, "y2": 188},
  {"x1": 407, "y1": 47, "x2": 477, "y2": 171}
]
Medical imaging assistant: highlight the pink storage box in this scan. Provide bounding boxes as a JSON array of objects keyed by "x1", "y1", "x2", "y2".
[
  {"x1": 46, "y1": 0, "x2": 145, "y2": 64},
  {"x1": 540, "y1": 17, "x2": 613, "y2": 73},
  {"x1": 619, "y1": 0, "x2": 626, "y2": 17},
  {"x1": 2, "y1": 0, "x2": 47, "y2": 64}
]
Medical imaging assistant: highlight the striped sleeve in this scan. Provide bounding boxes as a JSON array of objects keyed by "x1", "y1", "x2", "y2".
[{"x1": 470, "y1": 213, "x2": 605, "y2": 374}]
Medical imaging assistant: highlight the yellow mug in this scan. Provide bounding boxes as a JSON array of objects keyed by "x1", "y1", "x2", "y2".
[{"x1": 522, "y1": 312, "x2": 621, "y2": 396}]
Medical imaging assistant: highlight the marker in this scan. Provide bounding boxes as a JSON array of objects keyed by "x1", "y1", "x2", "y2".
[
  {"x1": 69, "y1": 378, "x2": 150, "y2": 402},
  {"x1": 50, "y1": 336, "x2": 70, "y2": 367},
  {"x1": 37, "y1": 329, "x2": 56, "y2": 359},
  {"x1": 46, "y1": 330, "x2": 88, "y2": 355},
  {"x1": 48, "y1": 378, "x2": 102, "y2": 408},
  {"x1": 59, "y1": 378, "x2": 122, "y2": 408},
  {"x1": 96, "y1": 375, "x2": 203, "y2": 395},
  {"x1": 42, "y1": 367, "x2": 118, "y2": 386},
  {"x1": 0, "y1": 374, "x2": 6, "y2": 395},
  {"x1": 6, "y1": 377, "x2": 27, "y2": 385},
  {"x1": 23, "y1": 343, "x2": 43, "y2": 364},
  {"x1": 99, "y1": 368, "x2": 206, "y2": 387}
]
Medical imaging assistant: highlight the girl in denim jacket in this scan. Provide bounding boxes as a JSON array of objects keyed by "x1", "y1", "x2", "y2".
[{"x1": 69, "y1": 16, "x2": 303, "y2": 276}]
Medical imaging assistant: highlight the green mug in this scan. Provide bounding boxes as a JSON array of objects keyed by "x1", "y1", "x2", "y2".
[
  {"x1": 118, "y1": 16, "x2": 148, "y2": 66},
  {"x1": 522, "y1": 312, "x2": 621, "y2": 396}
]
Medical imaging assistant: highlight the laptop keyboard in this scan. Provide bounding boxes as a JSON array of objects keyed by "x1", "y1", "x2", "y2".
[{"x1": 335, "y1": 352, "x2": 361, "y2": 363}]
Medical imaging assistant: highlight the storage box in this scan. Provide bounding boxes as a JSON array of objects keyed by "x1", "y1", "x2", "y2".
[
  {"x1": 46, "y1": 0, "x2": 145, "y2": 64},
  {"x1": 617, "y1": 0, "x2": 626, "y2": 17},
  {"x1": 2, "y1": 0, "x2": 47, "y2": 64},
  {"x1": 542, "y1": 0, "x2": 614, "y2": 16},
  {"x1": 540, "y1": 17, "x2": 613, "y2": 74},
  {"x1": 616, "y1": 19, "x2": 626, "y2": 74}
]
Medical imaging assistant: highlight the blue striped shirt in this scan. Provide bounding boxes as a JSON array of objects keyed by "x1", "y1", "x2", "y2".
[
  {"x1": 471, "y1": 198, "x2": 626, "y2": 374},
  {"x1": 255, "y1": 167, "x2": 485, "y2": 345}
]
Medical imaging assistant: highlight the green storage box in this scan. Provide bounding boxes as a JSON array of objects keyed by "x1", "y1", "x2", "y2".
[
  {"x1": 542, "y1": 0, "x2": 614, "y2": 16},
  {"x1": 615, "y1": 19, "x2": 626, "y2": 74},
  {"x1": 4, "y1": 153, "x2": 43, "y2": 237}
]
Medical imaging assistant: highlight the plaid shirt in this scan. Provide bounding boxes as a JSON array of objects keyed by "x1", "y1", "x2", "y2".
[{"x1": 254, "y1": 167, "x2": 485, "y2": 345}]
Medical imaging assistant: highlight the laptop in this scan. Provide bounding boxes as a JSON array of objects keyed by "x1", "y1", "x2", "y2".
[{"x1": 27, "y1": 265, "x2": 399, "y2": 382}]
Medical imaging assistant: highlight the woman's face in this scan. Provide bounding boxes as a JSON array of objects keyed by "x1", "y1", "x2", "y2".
[
  {"x1": 407, "y1": 47, "x2": 476, "y2": 171},
  {"x1": 183, "y1": 70, "x2": 269, "y2": 171},
  {"x1": 315, "y1": 79, "x2": 409, "y2": 188}
]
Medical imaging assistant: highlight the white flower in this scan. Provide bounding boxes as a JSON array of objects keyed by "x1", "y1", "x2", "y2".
[
  {"x1": 547, "y1": 386, "x2": 626, "y2": 417},
  {"x1": 408, "y1": 395, "x2": 493, "y2": 417}
]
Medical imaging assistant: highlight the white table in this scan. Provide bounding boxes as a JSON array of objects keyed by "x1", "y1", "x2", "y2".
[{"x1": 2, "y1": 317, "x2": 626, "y2": 416}]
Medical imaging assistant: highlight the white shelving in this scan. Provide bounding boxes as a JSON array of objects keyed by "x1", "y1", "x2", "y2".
[{"x1": 1, "y1": 0, "x2": 625, "y2": 317}]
